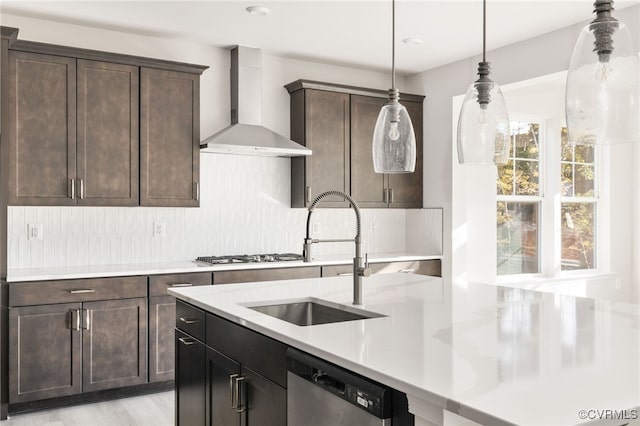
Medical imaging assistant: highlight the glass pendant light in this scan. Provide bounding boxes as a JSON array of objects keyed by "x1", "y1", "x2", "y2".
[
  {"x1": 456, "y1": 0, "x2": 510, "y2": 165},
  {"x1": 565, "y1": 0, "x2": 639, "y2": 145},
  {"x1": 372, "y1": 0, "x2": 416, "y2": 174}
]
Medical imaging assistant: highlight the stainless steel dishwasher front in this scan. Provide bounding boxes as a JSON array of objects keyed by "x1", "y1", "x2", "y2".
[{"x1": 287, "y1": 348, "x2": 392, "y2": 426}]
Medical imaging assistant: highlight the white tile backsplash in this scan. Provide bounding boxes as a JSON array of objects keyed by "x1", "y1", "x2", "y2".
[{"x1": 8, "y1": 155, "x2": 442, "y2": 269}]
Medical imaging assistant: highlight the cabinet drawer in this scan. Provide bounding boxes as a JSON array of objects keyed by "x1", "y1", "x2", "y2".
[
  {"x1": 149, "y1": 272, "x2": 211, "y2": 297},
  {"x1": 321, "y1": 264, "x2": 353, "y2": 277},
  {"x1": 207, "y1": 313, "x2": 287, "y2": 388},
  {"x1": 372, "y1": 259, "x2": 441, "y2": 277},
  {"x1": 176, "y1": 300, "x2": 205, "y2": 341},
  {"x1": 9, "y1": 276, "x2": 147, "y2": 307},
  {"x1": 322, "y1": 260, "x2": 441, "y2": 277},
  {"x1": 213, "y1": 266, "x2": 320, "y2": 285}
]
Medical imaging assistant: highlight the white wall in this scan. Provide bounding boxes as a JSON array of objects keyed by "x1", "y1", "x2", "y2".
[
  {"x1": 406, "y1": 6, "x2": 640, "y2": 303},
  {"x1": 2, "y1": 13, "x2": 442, "y2": 269}
]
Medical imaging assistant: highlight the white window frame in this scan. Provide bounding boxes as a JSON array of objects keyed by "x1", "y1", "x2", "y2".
[{"x1": 496, "y1": 114, "x2": 602, "y2": 282}]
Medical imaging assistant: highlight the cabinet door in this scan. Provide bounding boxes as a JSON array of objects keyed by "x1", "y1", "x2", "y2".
[
  {"x1": 149, "y1": 296, "x2": 176, "y2": 382},
  {"x1": 76, "y1": 60, "x2": 139, "y2": 206},
  {"x1": 9, "y1": 303, "x2": 82, "y2": 403},
  {"x1": 242, "y1": 367, "x2": 286, "y2": 426},
  {"x1": 350, "y1": 95, "x2": 388, "y2": 208},
  {"x1": 291, "y1": 89, "x2": 350, "y2": 208},
  {"x1": 175, "y1": 330, "x2": 207, "y2": 426},
  {"x1": 8, "y1": 51, "x2": 76, "y2": 206},
  {"x1": 206, "y1": 348, "x2": 241, "y2": 426},
  {"x1": 140, "y1": 68, "x2": 200, "y2": 207},
  {"x1": 388, "y1": 100, "x2": 423, "y2": 208},
  {"x1": 82, "y1": 298, "x2": 147, "y2": 392}
]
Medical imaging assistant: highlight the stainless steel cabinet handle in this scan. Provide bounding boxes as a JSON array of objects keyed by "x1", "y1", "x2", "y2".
[
  {"x1": 337, "y1": 272, "x2": 353, "y2": 276},
  {"x1": 399, "y1": 269, "x2": 416, "y2": 274},
  {"x1": 194, "y1": 182, "x2": 199, "y2": 201},
  {"x1": 82, "y1": 309, "x2": 91, "y2": 331},
  {"x1": 229, "y1": 374, "x2": 239, "y2": 409},
  {"x1": 389, "y1": 188, "x2": 394, "y2": 204},
  {"x1": 79, "y1": 179, "x2": 85, "y2": 200},
  {"x1": 235, "y1": 376, "x2": 245, "y2": 413},
  {"x1": 68, "y1": 289, "x2": 95, "y2": 294},
  {"x1": 69, "y1": 179, "x2": 75, "y2": 200},
  {"x1": 383, "y1": 188, "x2": 389, "y2": 204},
  {"x1": 305, "y1": 186, "x2": 311, "y2": 204},
  {"x1": 179, "y1": 317, "x2": 199, "y2": 324},
  {"x1": 170, "y1": 283, "x2": 193, "y2": 288},
  {"x1": 178, "y1": 337, "x2": 195, "y2": 346},
  {"x1": 69, "y1": 309, "x2": 81, "y2": 331}
]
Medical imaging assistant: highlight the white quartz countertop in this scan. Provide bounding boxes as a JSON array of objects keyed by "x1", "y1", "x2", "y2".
[
  {"x1": 5, "y1": 253, "x2": 439, "y2": 282},
  {"x1": 169, "y1": 274, "x2": 640, "y2": 426}
]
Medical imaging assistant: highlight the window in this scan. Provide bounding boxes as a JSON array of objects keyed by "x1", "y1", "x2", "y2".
[
  {"x1": 560, "y1": 128, "x2": 597, "y2": 270},
  {"x1": 497, "y1": 120, "x2": 541, "y2": 275},
  {"x1": 496, "y1": 120, "x2": 598, "y2": 276}
]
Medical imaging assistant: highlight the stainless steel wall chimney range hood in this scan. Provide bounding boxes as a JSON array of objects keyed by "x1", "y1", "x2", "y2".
[{"x1": 200, "y1": 46, "x2": 312, "y2": 157}]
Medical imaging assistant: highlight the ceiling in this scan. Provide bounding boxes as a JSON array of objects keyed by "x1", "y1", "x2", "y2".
[{"x1": 2, "y1": 1, "x2": 639, "y2": 75}]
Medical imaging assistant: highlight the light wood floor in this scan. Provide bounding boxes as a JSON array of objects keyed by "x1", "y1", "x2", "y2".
[{"x1": 0, "y1": 391, "x2": 173, "y2": 426}]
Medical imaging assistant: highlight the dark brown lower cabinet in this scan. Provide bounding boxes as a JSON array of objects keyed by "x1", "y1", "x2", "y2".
[
  {"x1": 207, "y1": 347, "x2": 241, "y2": 426},
  {"x1": 176, "y1": 301, "x2": 287, "y2": 426},
  {"x1": 9, "y1": 303, "x2": 82, "y2": 403},
  {"x1": 150, "y1": 295, "x2": 178, "y2": 383},
  {"x1": 242, "y1": 366, "x2": 286, "y2": 426},
  {"x1": 82, "y1": 298, "x2": 147, "y2": 392},
  {"x1": 175, "y1": 330, "x2": 206, "y2": 426},
  {"x1": 9, "y1": 297, "x2": 147, "y2": 404}
]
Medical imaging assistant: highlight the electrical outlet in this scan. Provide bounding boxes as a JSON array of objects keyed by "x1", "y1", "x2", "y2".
[
  {"x1": 153, "y1": 222, "x2": 166, "y2": 238},
  {"x1": 27, "y1": 223, "x2": 44, "y2": 241}
]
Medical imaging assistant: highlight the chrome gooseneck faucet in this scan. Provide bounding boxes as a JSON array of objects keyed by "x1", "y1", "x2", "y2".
[{"x1": 303, "y1": 190, "x2": 371, "y2": 305}]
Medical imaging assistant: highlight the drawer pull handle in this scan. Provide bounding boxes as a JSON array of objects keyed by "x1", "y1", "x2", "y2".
[
  {"x1": 337, "y1": 272, "x2": 353, "y2": 276},
  {"x1": 170, "y1": 283, "x2": 193, "y2": 287},
  {"x1": 179, "y1": 317, "x2": 199, "y2": 324},
  {"x1": 178, "y1": 337, "x2": 195, "y2": 346},
  {"x1": 399, "y1": 269, "x2": 416, "y2": 274},
  {"x1": 68, "y1": 289, "x2": 95, "y2": 294}
]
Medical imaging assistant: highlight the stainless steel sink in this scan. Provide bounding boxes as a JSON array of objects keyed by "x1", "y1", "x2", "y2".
[{"x1": 247, "y1": 298, "x2": 385, "y2": 326}]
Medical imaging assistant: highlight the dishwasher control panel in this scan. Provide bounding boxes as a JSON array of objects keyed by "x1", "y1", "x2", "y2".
[{"x1": 288, "y1": 347, "x2": 392, "y2": 419}]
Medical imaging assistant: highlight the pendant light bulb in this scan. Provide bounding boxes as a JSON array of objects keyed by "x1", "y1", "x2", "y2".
[
  {"x1": 456, "y1": 0, "x2": 510, "y2": 166},
  {"x1": 372, "y1": 0, "x2": 417, "y2": 174},
  {"x1": 565, "y1": 0, "x2": 640, "y2": 145}
]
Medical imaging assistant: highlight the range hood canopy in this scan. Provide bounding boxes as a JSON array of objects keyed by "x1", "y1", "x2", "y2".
[{"x1": 200, "y1": 46, "x2": 311, "y2": 157}]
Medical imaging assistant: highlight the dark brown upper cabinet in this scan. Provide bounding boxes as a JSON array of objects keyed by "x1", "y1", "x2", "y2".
[
  {"x1": 7, "y1": 53, "x2": 138, "y2": 206},
  {"x1": 77, "y1": 60, "x2": 139, "y2": 206},
  {"x1": 5, "y1": 31, "x2": 207, "y2": 207},
  {"x1": 140, "y1": 68, "x2": 200, "y2": 207},
  {"x1": 8, "y1": 51, "x2": 77, "y2": 206},
  {"x1": 351, "y1": 95, "x2": 423, "y2": 208},
  {"x1": 286, "y1": 80, "x2": 424, "y2": 209},
  {"x1": 289, "y1": 88, "x2": 350, "y2": 208}
]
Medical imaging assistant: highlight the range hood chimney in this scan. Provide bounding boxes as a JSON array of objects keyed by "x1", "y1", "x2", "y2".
[{"x1": 200, "y1": 46, "x2": 311, "y2": 157}]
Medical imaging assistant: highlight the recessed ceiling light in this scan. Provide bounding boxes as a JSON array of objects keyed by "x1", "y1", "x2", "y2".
[
  {"x1": 402, "y1": 38, "x2": 423, "y2": 45},
  {"x1": 246, "y1": 6, "x2": 271, "y2": 16}
]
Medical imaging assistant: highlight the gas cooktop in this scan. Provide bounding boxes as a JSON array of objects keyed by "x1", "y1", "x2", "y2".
[{"x1": 195, "y1": 253, "x2": 304, "y2": 265}]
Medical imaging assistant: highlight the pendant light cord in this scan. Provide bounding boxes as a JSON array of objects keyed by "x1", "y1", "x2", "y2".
[
  {"x1": 392, "y1": 0, "x2": 396, "y2": 90},
  {"x1": 482, "y1": 0, "x2": 486, "y2": 62}
]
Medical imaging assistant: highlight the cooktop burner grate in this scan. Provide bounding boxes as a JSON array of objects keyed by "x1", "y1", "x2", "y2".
[{"x1": 195, "y1": 253, "x2": 303, "y2": 265}]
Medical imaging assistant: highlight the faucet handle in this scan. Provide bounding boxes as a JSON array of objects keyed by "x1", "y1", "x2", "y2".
[{"x1": 361, "y1": 254, "x2": 372, "y2": 278}]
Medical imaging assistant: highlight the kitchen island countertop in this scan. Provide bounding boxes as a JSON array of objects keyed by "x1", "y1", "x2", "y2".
[
  {"x1": 169, "y1": 273, "x2": 640, "y2": 426},
  {"x1": 6, "y1": 252, "x2": 439, "y2": 282}
]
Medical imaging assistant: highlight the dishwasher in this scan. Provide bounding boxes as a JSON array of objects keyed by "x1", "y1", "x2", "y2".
[{"x1": 287, "y1": 348, "x2": 392, "y2": 426}]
